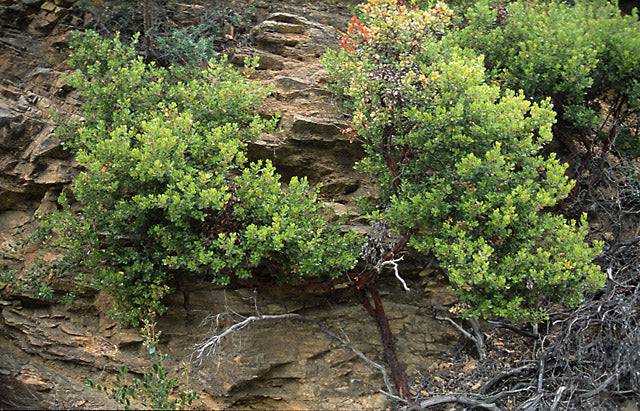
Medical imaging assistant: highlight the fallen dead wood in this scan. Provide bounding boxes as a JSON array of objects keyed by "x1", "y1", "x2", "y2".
[
  {"x1": 479, "y1": 363, "x2": 537, "y2": 394},
  {"x1": 405, "y1": 394, "x2": 503, "y2": 410}
]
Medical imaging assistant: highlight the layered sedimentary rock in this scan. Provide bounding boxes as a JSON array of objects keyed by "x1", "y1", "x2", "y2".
[{"x1": 0, "y1": 1, "x2": 457, "y2": 408}]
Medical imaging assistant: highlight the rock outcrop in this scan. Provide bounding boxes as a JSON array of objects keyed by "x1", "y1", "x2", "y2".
[
  {"x1": 241, "y1": 8, "x2": 371, "y2": 201},
  {"x1": 0, "y1": 1, "x2": 459, "y2": 409}
]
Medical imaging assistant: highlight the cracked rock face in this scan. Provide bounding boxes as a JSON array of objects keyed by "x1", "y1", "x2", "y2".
[
  {"x1": 0, "y1": 1, "x2": 458, "y2": 409},
  {"x1": 239, "y1": 8, "x2": 372, "y2": 201}
]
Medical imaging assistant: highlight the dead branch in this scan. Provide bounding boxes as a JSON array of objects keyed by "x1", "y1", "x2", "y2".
[
  {"x1": 410, "y1": 394, "x2": 503, "y2": 410},
  {"x1": 378, "y1": 389, "x2": 410, "y2": 404},
  {"x1": 580, "y1": 372, "x2": 618, "y2": 400},
  {"x1": 435, "y1": 316, "x2": 474, "y2": 340},
  {"x1": 550, "y1": 386, "x2": 567, "y2": 411},
  {"x1": 479, "y1": 363, "x2": 537, "y2": 394},
  {"x1": 537, "y1": 354, "x2": 545, "y2": 392},
  {"x1": 486, "y1": 320, "x2": 540, "y2": 339},
  {"x1": 193, "y1": 313, "x2": 300, "y2": 362},
  {"x1": 515, "y1": 392, "x2": 542, "y2": 411},
  {"x1": 514, "y1": 355, "x2": 545, "y2": 411},
  {"x1": 436, "y1": 316, "x2": 486, "y2": 360},
  {"x1": 192, "y1": 312, "x2": 396, "y2": 397},
  {"x1": 377, "y1": 256, "x2": 410, "y2": 291},
  {"x1": 469, "y1": 317, "x2": 487, "y2": 360}
]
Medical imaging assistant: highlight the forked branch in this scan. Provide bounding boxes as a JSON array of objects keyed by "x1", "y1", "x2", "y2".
[{"x1": 192, "y1": 312, "x2": 396, "y2": 396}]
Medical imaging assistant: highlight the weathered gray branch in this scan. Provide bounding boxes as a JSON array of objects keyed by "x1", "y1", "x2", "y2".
[
  {"x1": 550, "y1": 386, "x2": 566, "y2": 410},
  {"x1": 414, "y1": 394, "x2": 502, "y2": 410},
  {"x1": 479, "y1": 363, "x2": 537, "y2": 394},
  {"x1": 193, "y1": 312, "x2": 396, "y2": 396},
  {"x1": 435, "y1": 316, "x2": 474, "y2": 340}
]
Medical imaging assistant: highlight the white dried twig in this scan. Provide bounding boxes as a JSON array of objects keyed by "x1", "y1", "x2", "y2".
[
  {"x1": 415, "y1": 394, "x2": 501, "y2": 410},
  {"x1": 550, "y1": 386, "x2": 566, "y2": 410},
  {"x1": 377, "y1": 256, "x2": 410, "y2": 291},
  {"x1": 193, "y1": 313, "x2": 299, "y2": 363},
  {"x1": 192, "y1": 312, "x2": 396, "y2": 396}
]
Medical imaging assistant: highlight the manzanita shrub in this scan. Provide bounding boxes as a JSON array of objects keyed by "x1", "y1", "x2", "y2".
[
  {"x1": 324, "y1": 0, "x2": 605, "y2": 323},
  {"x1": 46, "y1": 30, "x2": 360, "y2": 325},
  {"x1": 448, "y1": 0, "x2": 640, "y2": 154}
]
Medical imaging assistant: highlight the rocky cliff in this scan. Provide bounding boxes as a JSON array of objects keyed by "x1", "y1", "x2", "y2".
[{"x1": 0, "y1": 1, "x2": 458, "y2": 409}]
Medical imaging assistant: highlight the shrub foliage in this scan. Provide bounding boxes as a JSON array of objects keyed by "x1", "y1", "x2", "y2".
[
  {"x1": 49, "y1": 31, "x2": 360, "y2": 324},
  {"x1": 87, "y1": 320, "x2": 198, "y2": 410},
  {"x1": 449, "y1": 0, "x2": 640, "y2": 153},
  {"x1": 324, "y1": 0, "x2": 605, "y2": 323}
]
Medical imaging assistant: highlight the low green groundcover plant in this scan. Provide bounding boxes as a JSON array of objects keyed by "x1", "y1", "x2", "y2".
[{"x1": 87, "y1": 319, "x2": 198, "y2": 410}]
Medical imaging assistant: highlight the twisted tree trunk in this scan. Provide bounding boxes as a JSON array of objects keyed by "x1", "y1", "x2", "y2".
[{"x1": 354, "y1": 279, "x2": 410, "y2": 399}]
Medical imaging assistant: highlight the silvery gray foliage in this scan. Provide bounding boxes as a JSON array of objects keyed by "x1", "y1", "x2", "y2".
[{"x1": 359, "y1": 222, "x2": 400, "y2": 269}]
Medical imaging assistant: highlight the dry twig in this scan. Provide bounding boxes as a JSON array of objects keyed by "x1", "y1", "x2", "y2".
[
  {"x1": 410, "y1": 394, "x2": 502, "y2": 410},
  {"x1": 193, "y1": 312, "x2": 397, "y2": 397}
]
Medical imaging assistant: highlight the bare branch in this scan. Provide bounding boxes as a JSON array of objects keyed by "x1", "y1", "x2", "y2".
[
  {"x1": 193, "y1": 313, "x2": 299, "y2": 362},
  {"x1": 486, "y1": 320, "x2": 540, "y2": 339},
  {"x1": 377, "y1": 256, "x2": 410, "y2": 291},
  {"x1": 537, "y1": 355, "x2": 545, "y2": 392},
  {"x1": 192, "y1": 312, "x2": 396, "y2": 396},
  {"x1": 435, "y1": 316, "x2": 474, "y2": 340},
  {"x1": 413, "y1": 394, "x2": 502, "y2": 410},
  {"x1": 469, "y1": 317, "x2": 487, "y2": 360},
  {"x1": 378, "y1": 389, "x2": 409, "y2": 404},
  {"x1": 580, "y1": 372, "x2": 617, "y2": 400},
  {"x1": 515, "y1": 393, "x2": 542, "y2": 411},
  {"x1": 301, "y1": 316, "x2": 395, "y2": 397},
  {"x1": 479, "y1": 363, "x2": 537, "y2": 394},
  {"x1": 550, "y1": 386, "x2": 566, "y2": 410},
  {"x1": 436, "y1": 316, "x2": 486, "y2": 359}
]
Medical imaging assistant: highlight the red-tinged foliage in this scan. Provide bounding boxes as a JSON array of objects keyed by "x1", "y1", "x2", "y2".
[{"x1": 339, "y1": 15, "x2": 371, "y2": 52}]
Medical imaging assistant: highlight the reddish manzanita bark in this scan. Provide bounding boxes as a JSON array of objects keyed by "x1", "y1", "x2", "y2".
[
  {"x1": 354, "y1": 279, "x2": 411, "y2": 399},
  {"x1": 230, "y1": 240, "x2": 413, "y2": 399}
]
